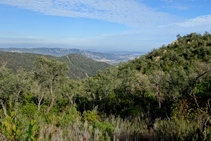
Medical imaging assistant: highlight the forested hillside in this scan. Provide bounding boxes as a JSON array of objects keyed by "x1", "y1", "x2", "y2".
[
  {"x1": 0, "y1": 52, "x2": 110, "y2": 79},
  {"x1": 0, "y1": 48, "x2": 142, "y2": 65},
  {"x1": 0, "y1": 32, "x2": 211, "y2": 141}
]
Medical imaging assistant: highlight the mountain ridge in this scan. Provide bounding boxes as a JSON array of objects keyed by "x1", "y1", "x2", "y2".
[
  {"x1": 0, "y1": 48, "x2": 143, "y2": 65},
  {"x1": 0, "y1": 51, "x2": 110, "y2": 79}
]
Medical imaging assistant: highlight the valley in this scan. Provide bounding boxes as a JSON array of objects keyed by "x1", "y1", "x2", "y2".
[{"x1": 0, "y1": 48, "x2": 143, "y2": 65}]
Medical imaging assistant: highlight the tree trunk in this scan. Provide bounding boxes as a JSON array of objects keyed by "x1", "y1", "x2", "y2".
[
  {"x1": 158, "y1": 99, "x2": 161, "y2": 109},
  {"x1": 38, "y1": 94, "x2": 44, "y2": 112},
  {"x1": 156, "y1": 85, "x2": 161, "y2": 109},
  {"x1": 45, "y1": 85, "x2": 55, "y2": 115},
  {"x1": 15, "y1": 90, "x2": 21, "y2": 103},
  {"x1": 45, "y1": 96, "x2": 54, "y2": 115},
  {"x1": 66, "y1": 93, "x2": 74, "y2": 107},
  {"x1": 0, "y1": 101, "x2": 8, "y2": 116}
]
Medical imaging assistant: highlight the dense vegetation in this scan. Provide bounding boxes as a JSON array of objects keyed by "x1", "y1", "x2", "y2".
[
  {"x1": 0, "y1": 32, "x2": 211, "y2": 140},
  {"x1": 0, "y1": 52, "x2": 110, "y2": 79}
]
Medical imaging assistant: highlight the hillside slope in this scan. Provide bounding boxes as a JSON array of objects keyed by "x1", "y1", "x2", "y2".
[
  {"x1": 120, "y1": 32, "x2": 211, "y2": 73},
  {"x1": 0, "y1": 52, "x2": 110, "y2": 79},
  {"x1": 0, "y1": 48, "x2": 142, "y2": 64},
  {"x1": 107, "y1": 32, "x2": 211, "y2": 118},
  {"x1": 81, "y1": 32, "x2": 211, "y2": 119},
  {"x1": 59, "y1": 53, "x2": 110, "y2": 78}
]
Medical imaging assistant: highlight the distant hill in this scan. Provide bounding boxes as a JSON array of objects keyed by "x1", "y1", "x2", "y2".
[
  {"x1": 0, "y1": 51, "x2": 110, "y2": 79},
  {"x1": 0, "y1": 48, "x2": 143, "y2": 65},
  {"x1": 120, "y1": 32, "x2": 211, "y2": 73}
]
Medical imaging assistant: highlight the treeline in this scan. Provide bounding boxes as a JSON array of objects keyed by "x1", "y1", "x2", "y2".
[{"x1": 0, "y1": 32, "x2": 211, "y2": 140}]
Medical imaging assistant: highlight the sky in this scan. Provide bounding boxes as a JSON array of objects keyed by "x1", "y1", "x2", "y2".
[{"x1": 0, "y1": 0, "x2": 211, "y2": 52}]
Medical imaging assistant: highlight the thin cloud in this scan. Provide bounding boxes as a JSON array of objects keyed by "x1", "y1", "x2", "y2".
[
  {"x1": 162, "y1": 5, "x2": 189, "y2": 10},
  {"x1": 162, "y1": 0, "x2": 207, "y2": 2},
  {"x1": 0, "y1": 0, "x2": 181, "y2": 28},
  {"x1": 161, "y1": 0, "x2": 208, "y2": 11},
  {"x1": 158, "y1": 15, "x2": 211, "y2": 28},
  {"x1": 173, "y1": 15, "x2": 211, "y2": 27}
]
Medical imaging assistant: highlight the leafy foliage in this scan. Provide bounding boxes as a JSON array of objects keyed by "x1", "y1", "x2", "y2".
[
  {"x1": 1, "y1": 32, "x2": 211, "y2": 140},
  {"x1": 26, "y1": 120, "x2": 40, "y2": 141},
  {"x1": 0, "y1": 103, "x2": 21, "y2": 141},
  {"x1": 83, "y1": 110, "x2": 101, "y2": 124}
]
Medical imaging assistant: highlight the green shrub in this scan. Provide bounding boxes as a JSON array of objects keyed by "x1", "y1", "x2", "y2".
[
  {"x1": 121, "y1": 107, "x2": 141, "y2": 118},
  {"x1": 26, "y1": 120, "x2": 40, "y2": 141},
  {"x1": 0, "y1": 103, "x2": 21, "y2": 141},
  {"x1": 58, "y1": 106, "x2": 81, "y2": 127},
  {"x1": 20, "y1": 103, "x2": 37, "y2": 119},
  {"x1": 0, "y1": 102, "x2": 41, "y2": 141},
  {"x1": 171, "y1": 97, "x2": 207, "y2": 120},
  {"x1": 93, "y1": 121, "x2": 114, "y2": 136},
  {"x1": 83, "y1": 110, "x2": 101, "y2": 124}
]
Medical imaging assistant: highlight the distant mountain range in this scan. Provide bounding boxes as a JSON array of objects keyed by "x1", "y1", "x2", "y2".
[
  {"x1": 0, "y1": 48, "x2": 143, "y2": 64},
  {"x1": 0, "y1": 51, "x2": 110, "y2": 79}
]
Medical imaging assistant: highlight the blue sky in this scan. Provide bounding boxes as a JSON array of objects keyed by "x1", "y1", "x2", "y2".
[{"x1": 0, "y1": 0, "x2": 210, "y2": 52}]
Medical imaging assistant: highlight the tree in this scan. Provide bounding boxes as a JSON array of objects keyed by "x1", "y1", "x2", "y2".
[
  {"x1": 0, "y1": 66, "x2": 15, "y2": 116},
  {"x1": 176, "y1": 34, "x2": 181, "y2": 40},
  {"x1": 34, "y1": 56, "x2": 69, "y2": 115},
  {"x1": 31, "y1": 81, "x2": 48, "y2": 112},
  {"x1": 149, "y1": 70, "x2": 165, "y2": 109},
  {"x1": 0, "y1": 64, "x2": 32, "y2": 116},
  {"x1": 13, "y1": 68, "x2": 31, "y2": 103},
  {"x1": 135, "y1": 72, "x2": 151, "y2": 98},
  {"x1": 62, "y1": 78, "x2": 84, "y2": 107},
  {"x1": 118, "y1": 67, "x2": 137, "y2": 95}
]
